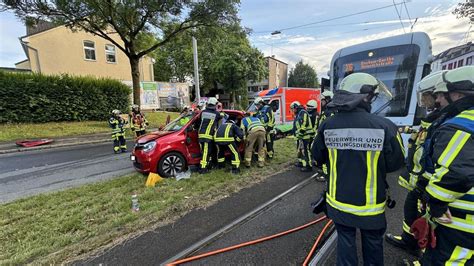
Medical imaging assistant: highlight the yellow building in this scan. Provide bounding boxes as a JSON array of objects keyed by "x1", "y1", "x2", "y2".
[{"x1": 15, "y1": 21, "x2": 154, "y2": 82}]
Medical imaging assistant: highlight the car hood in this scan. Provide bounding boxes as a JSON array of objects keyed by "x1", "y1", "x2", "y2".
[{"x1": 137, "y1": 131, "x2": 174, "y2": 144}]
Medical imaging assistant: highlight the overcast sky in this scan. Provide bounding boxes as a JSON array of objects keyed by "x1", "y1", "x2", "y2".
[{"x1": 0, "y1": 0, "x2": 472, "y2": 77}]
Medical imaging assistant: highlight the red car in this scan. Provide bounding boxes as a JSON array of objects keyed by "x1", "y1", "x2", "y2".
[{"x1": 131, "y1": 110, "x2": 246, "y2": 177}]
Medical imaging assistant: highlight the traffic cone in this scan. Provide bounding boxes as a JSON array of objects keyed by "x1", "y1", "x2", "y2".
[{"x1": 145, "y1": 172, "x2": 163, "y2": 187}]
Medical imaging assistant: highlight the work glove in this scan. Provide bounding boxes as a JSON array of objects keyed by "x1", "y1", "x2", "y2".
[
  {"x1": 410, "y1": 213, "x2": 437, "y2": 249},
  {"x1": 311, "y1": 192, "x2": 327, "y2": 215}
]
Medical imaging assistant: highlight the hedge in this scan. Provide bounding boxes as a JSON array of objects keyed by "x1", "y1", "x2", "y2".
[{"x1": 0, "y1": 71, "x2": 131, "y2": 123}]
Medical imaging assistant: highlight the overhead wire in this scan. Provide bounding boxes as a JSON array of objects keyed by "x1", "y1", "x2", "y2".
[
  {"x1": 392, "y1": 0, "x2": 406, "y2": 33},
  {"x1": 252, "y1": 1, "x2": 409, "y2": 34}
]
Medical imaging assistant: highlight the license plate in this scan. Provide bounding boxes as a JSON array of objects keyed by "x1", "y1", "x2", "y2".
[{"x1": 130, "y1": 155, "x2": 136, "y2": 161}]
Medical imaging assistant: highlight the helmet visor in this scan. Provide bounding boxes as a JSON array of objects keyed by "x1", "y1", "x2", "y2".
[{"x1": 374, "y1": 79, "x2": 393, "y2": 101}]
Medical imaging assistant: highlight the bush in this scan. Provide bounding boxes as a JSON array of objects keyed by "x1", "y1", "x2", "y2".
[{"x1": 0, "y1": 71, "x2": 131, "y2": 123}]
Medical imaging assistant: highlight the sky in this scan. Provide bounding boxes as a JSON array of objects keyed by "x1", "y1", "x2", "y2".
[{"x1": 0, "y1": 0, "x2": 472, "y2": 78}]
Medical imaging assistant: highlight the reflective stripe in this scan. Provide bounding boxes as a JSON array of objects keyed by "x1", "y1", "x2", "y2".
[
  {"x1": 403, "y1": 221, "x2": 413, "y2": 235},
  {"x1": 449, "y1": 199, "x2": 474, "y2": 212},
  {"x1": 446, "y1": 246, "x2": 474, "y2": 266},
  {"x1": 328, "y1": 148, "x2": 337, "y2": 197},
  {"x1": 205, "y1": 119, "x2": 215, "y2": 137},
  {"x1": 437, "y1": 215, "x2": 474, "y2": 234},
  {"x1": 326, "y1": 193, "x2": 385, "y2": 216},
  {"x1": 396, "y1": 133, "x2": 406, "y2": 157},
  {"x1": 438, "y1": 130, "x2": 470, "y2": 167},
  {"x1": 398, "y1": 175, "x2": 414, "y2": 190},
  {"x1": 426, "y1": 182, "x2": 464, "y2": 202},
  {"x1": 366, "y1": 151, "x2": 380, "y2": 205},
  {"x1": 229, "y1": 144, "x2": 240, "y2": 167},
  {"x1": 200, "y1": 142, "x2": 209, "y2": 168}
]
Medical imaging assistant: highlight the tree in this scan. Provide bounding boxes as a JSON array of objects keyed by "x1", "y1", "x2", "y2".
[
  {"x1": 1, "y1": 0, "x2": 239, "y2": 106},
  {"x1": 453, "y1": 0, "x2": 474, "y2": 22},
  {"x1": 288, "y1": 60, "x2": 319, "y2": 88},
  {"x1": 152, "y1": 24, "x2": 267, "y2": 106}
]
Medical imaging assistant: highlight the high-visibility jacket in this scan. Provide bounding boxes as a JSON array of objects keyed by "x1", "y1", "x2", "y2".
[
  {"x1": 294, "y1": 108, "x2": 314, "y2": 140},
  {"x1": 426, "y1": 106, "x2": 474, "y2": 234},
  {"x1": 198, "y1": 108, "x2": 221, "y2": 142},
  {"x1": 109, "y1": 116, "x2": 126, "y2": 137},
  {"x1": 256, "y1": 105, "x2": 275, "y2": 129},
  {"x1": 241, "y1": 116, "x2": 265, "y2": 136},
  {"x1": 312, "y1": 107, "x2": 405, "y2": 230},
  {"x1": 130, "y1": 111, "x2": 148, "y2": 132},
  {"x1": 214, "y1": 122, "x2": 244, "y2": 144},
  {"x1": 398, "y1": 120, "x2": 432, "y2": 191},
  {"x1": 308, "y1": 109, "x2": 318, "y2": 133}
]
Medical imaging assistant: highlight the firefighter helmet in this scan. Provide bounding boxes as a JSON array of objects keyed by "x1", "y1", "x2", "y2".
[
  {"x1": 416, "y1": 70, "x2": 447, "y2": 108},
  {"x1": 290, "y1": 101, "x2": 300, "y2": 110},
  {"x1": 339, "y1": 72, "x2": 392, "y2": 99},
  {"x1": 433, "y1": 66, "x2": 474, "y2": 94},
  {"x1": 254, "y1": 97, "x2": 264, "y2": 105},
  {"x1": 307, "y1": 99, "x2": 318, "y2": 109},
  {"x1": 321, "y1": 91, "x2": 334, "y2": 99},
  {"x1": 112, "y1": 109, "x2": 121, "y2": 115},
  {"x1": 207, "y1": 97, "x2": 218, "y2": 106}
]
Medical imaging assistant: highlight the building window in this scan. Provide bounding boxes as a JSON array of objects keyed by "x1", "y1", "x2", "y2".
[
  {"x1": 458, "y1": 59, "x2": 464, "y2": 67},
  {"x1": 448, "y1": 63, "x2": 453, "y2": 70},
  {"x1": 454, "y1": 61, "x2": 457, "y2": 68},
  {"x1": 83, "y1": 41, "x2": 96, "y2": 61},
  {"x1": 467, "y1": 56, "x2": 473, "y2": 65},
  {"x1": 105, "y1": 44, "x2": 117, "y2": 63},
  {"x1": 442, "y1": 65, "x2": 446, "y2": 70}
]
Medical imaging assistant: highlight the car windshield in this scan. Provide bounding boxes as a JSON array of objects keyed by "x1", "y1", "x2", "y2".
[
  {"x1": 333, "y1": 44, "x2": 420, "y2": 117},
  {"x1": 162, "y1": 113, "x2": 194, "y2": 131}
]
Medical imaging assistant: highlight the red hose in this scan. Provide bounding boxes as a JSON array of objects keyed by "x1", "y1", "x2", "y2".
[
  {"x1": 302, "y1": 219, "x2": 333, "y2": 266},
  {"x1": 167, "y1": 215, "x2": 327, "y2": 265}
]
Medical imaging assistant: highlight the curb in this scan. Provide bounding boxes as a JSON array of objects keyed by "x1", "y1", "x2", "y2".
[{"x1": 0, "y1": 138, "x2": 111, "y2": 155}]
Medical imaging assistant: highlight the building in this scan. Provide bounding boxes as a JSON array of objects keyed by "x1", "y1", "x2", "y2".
[
  {"x1": 431, "y1": 42, "x2": 473, "y2": 72},
  {"x1": 247, "y1": 56, "x2": 288, "y2": 104},
  {"x1": 15, "y1": 20, "x2": 154, "y2": 82}
]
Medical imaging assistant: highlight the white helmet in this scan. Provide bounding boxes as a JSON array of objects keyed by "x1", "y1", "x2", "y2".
[
  {"x1": 306, "y1": 99, "x2": 318, "y2": 109},
  {"x1": 321, "y1": 91, "x2": 334, "y2": 99},
  {"x1": 207, "y1": 97, "x2": 218, "y2": 106},
  {"x1": 416, "y1": 70, "x2": 447, "y2": 108},
  {"x1": 433, "y1": 66, "x2": 474, "y2": 94},
  {"x1": 339, "y1": 72, "x2": 392, "y2": 99},
  {"x1": 290, "y1": 101, "x2": 300, "y2": 110},
  {"x1": 112, "y1": 109, "x2": 121, "y2": 115},
  {"x1": 254, "y1": 97, "x2": 264, "y2": 105}
]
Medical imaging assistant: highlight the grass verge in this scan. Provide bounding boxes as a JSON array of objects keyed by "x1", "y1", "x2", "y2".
[
  {"x1": 0, "y1": 111, "x2": 179, "y2": 142},
  {"x1": 0, "y1": 138, "x2": 297, "y2": 264}
]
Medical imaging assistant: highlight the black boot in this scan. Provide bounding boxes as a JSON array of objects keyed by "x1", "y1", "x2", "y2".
[
  {"x1": 199, "y1": 168, "x2": 209, "y2": 174},
  {"x1": 231, "y1": 168, "x2": 241, "y2": 174},
  {"x1": 300, "y1": 166, "x2": 313, "y2": 172},
  {"x1": 217, "y1": 163, "x2": 225, "y2": 169},
  {"x1": 385, "y1": 233, "x2": 421, "y2": 257}
]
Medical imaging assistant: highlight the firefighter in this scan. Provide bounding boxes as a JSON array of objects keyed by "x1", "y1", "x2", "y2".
[
  {"x1": 241, "y1": 113, "x2": 266, "y2": 168},
  {"x1": 129, "y1": 104, "x2": 149, "y2": 138},
  {"x1": 312, "y1": 73, "x2": 405, "y2": 265},
  {"x1": 109, "y1": 109, "x2": 128, "y2": 154},
  {"x1": 306, "y1": 99, "x2": 319, "y2": 134},
  {"x1": 214, "y1": 118, "x2": 244, "y2": 174},
  {"x1": 421, "y1": 66, "x2": 474, "y2": 265},
  {"x1": 385, "y1": 71, "x2": 449, "y2": 256},
  {"x1": 254, "y1": 97, "x2": 275, "y2": 159},
  {"x1": 313, "y1": 90, "x2": 335, "y2": 182},
  {"x1": 198, "y1": 97, "x2": 221, "y2": 174},
  {"x1": 292, "y1": 101, "x2": 314, "y2": 172}
]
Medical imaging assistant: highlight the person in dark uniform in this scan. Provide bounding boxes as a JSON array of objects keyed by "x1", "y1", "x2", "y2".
[
  {"x1": 422, "y1": 66, "x2": 474, "y2": 265},
  {"x1": 312, "y1": 73, "x2": 405, "y2": 265},
  {"x1": 385, "y1": 71, "x2": 449, "y2": 256},
  {"x1": 292, "y1": 101, "x2": 314, "y2": 172},
  {"x1": 306, "y1": 99, "x2": 319, "y2": 135},
  {"x1": 109, "y1": 109, "x2": 128, "y2": 154},
  {"x1": 198, "y1": 97, "x2": 221, "y2": 174},
  {"x1": 214, "y1": 119, "x2": 244, "y2": 174},
  {"x1": 254, "y1": 97, "x2": 275, "y2": 159},
  {"x1": 129, "y1": 104, "x2": 149, "y2": 138}
]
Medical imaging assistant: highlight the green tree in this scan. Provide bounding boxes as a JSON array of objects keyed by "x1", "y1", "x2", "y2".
[
  {"x1": 453, "y1": 0, "x2": 474, "y2": 22},
  {"x1": 152, "y1": 24, "x2": 267, "y2": 106},
  {"x1": 288, "y1": 60, "x2": 319, "y2": 88},
  {"x1": 1, "y1": 0, "x2": 239, "y2": 106}
]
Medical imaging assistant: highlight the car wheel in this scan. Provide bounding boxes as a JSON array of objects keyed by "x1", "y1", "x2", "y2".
[{"x1": 158, "y1": 152, "x2": 186, "y2": 178}]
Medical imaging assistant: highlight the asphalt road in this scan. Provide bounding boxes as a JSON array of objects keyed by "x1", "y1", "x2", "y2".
[
  {"x1": 0, "y1": 142, "x2": 135, "y2": 203},
  {"x1": 75, "y1": 168, "x2": 415, "y2": 266}
]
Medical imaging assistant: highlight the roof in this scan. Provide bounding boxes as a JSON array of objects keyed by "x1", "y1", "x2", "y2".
[
  {"x1": 266, "y1": 56, "x2": 288, "y2": 65},
  {"x1": 433, "y1": 42, "x2": 473, "y2": 62},
  {"x1": 25, "y1": 20, "x2": 60, "y2": 37}
]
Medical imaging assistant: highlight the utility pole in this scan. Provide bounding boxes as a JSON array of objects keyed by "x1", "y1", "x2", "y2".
[{"x1": 192, "y1": 36, "x2": 201, "y2": 102}]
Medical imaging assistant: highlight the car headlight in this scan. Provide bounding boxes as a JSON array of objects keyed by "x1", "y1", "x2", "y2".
[{"x1": 143, "y1": 141, "x2": 156, "y2": 152}]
